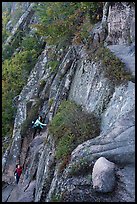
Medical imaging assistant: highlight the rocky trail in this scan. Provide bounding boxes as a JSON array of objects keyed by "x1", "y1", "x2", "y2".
[
  {"x1": 2, "y1": 180, "x2": 36, "y2": 202},
  {"x1": 2, "y1": 132, "x2": 42, "y2": 202}
]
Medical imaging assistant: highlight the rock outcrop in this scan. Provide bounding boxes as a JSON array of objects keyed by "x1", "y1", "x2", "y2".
[
  {"x1": 2, "y1": 2, "x2": 135, "y2": 202},
  {"x1": 106, "y1": 2, "x2": 135, "y2": 45}
]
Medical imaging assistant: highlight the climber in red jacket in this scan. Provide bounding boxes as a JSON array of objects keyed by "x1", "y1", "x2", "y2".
[{"x1": 14, "y1": 164, "x2": 22, "y2": 184}]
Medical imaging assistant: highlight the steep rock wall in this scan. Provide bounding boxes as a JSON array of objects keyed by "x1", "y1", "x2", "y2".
[
  {"x1": 34, "y1": 2, "x2": 135, "y2": 202},
  {"x1": 35, "y1": 48, "x2": 134, "y2": 202},
  {"x1": 68, "y1": 46, "x2": 114, "y2": 117},
  {"x1": 2, "y1": 47, "x2": 49, "y2": 181},
  {"x1": 106, "y1": 2, "x2": 135, "y2": 45}
]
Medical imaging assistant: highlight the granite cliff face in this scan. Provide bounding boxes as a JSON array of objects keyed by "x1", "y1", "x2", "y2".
[{"x1": 2, "y1": 2, "x2": 135, "y2": 202}]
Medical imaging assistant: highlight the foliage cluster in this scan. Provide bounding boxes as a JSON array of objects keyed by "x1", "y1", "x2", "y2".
[
  {"x1": 21, "y1": 34, "x2": 43, "y2": 54},
  {"x1": 47, "y1": 60, "x2": 60, "y2": 73},
  {"x1": 2, "y1": 11, "x2": 11, "y2": 43},
  {"x1": 3, "y1": 31, "x2": 43, "y2": 61},
  {"x1": 34, "y1": 2, "x2": 103, "y2": 46},
  {"x1": 51, "y1": 193, "x2": 62, "y2": 202},
  {"x1": 49, "y1": 100, "x2": 100, "y2": 163},
  {"x1": 2, "y1": 49, "x2": 38, "y2": 139},
  {"x1": 92, "y1": 46, "x2": 133, "y2": 86},
  {"x1": 69, "y1": 158, "x2": 91, "y2": 176},
  {"x1": 2, "y1": 3, "x2": 44, "y2": 145}
]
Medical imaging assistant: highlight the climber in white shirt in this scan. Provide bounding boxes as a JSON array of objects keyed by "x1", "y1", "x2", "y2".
[{"x1": 32, "y1": 116, "x2": 47, "y2": 138}]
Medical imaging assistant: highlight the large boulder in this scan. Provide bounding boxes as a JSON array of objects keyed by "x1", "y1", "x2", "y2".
[{"x1": 92, "y1": 157, "x2": 116, "y2": 193}]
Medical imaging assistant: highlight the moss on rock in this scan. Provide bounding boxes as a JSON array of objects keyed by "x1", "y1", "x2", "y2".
[{"x1": 88, "y1": 45, "x2": 133, "y2": 86}]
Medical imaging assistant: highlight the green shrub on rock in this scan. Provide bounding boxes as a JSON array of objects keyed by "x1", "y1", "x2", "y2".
[
  {"x1": 88, "y1": 45, "x2": 133, "y2": 86},
  {"x1": 56, "y1": 133, "x2": 75, "y2": 160},
  {"x1": 49, "y1": 100, "x2": 100, "y2": 161}
]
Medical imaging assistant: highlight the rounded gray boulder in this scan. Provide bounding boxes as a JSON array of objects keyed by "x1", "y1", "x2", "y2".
[{"x1": 92, "y1": 157, "x2": 116, "y2": 193}]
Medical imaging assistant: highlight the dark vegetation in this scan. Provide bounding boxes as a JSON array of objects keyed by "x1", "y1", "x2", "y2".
[
  {"x1": 49, "y1": 100, "x2": 101, "y2": 168},
  {"x1": 87, "y1": 44, "x2": 133, "y2": 86}
]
